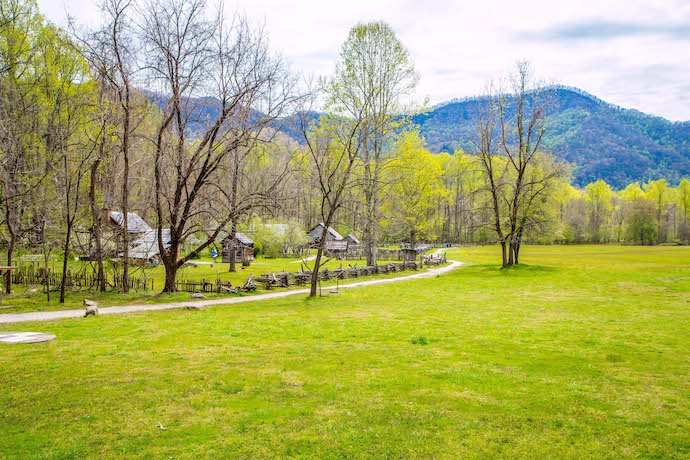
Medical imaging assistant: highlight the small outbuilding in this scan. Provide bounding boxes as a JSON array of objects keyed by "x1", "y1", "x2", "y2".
[
  {"x1": 221, "y1": 232, "x2": 255, "y2": 264},
  {"x1": 344, "y1": 233, "x2": 360, "y2": 249},
  {"x1": 108, "y1": 211, "x2": 153, "y2": 235},
  {"x1": 401, "y1": 244, "x2": 431, "y2": 262},
  {"x1": 307, "y1": 222, "x2": 343, "y2": 247},
  {"x1": 127, "y1": 229, "x2": 172, "y2": 263},
  {"x1": 325, "y1": 239, "x2": 349, "y2": 258}
]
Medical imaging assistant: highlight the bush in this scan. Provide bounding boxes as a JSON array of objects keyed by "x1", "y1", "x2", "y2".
[{"x1": 253, "y1": 242, "x2": 262, "y2": 258}]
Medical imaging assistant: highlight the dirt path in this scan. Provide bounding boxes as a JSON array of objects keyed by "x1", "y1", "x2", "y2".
[{"x1": 0, "y1": 256, "x2": 461, "y2": 325}]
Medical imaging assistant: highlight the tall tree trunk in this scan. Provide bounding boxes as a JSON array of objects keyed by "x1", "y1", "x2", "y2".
[
  {"x1": 5, "y1": 229, "x2": 14, "y2": 295},
  {"x1": 59, "y1": 220, "x2": 72, "y2": 304},
  {"x1": 121, "y1": 110, "x2": 130, "y2": 292},
  {"x1": 228, "y1": 220, "x2": 238, "y2": 273},
  {"x1": 514, "y1": 240, "x2": 521, "y2": 265},
  {"x1": 161, "y1": 240, "x2": 180, "y2": 292},
  {"x1": 309, "y1": 223, "x2": 330, "y2": 297},
  {"x1": 500, "y1": 241, "x2": 508, "y2": 268},
  {"x1": 228, "y1": 160, "x2": 239, "y2": 272},
  {"x1": 163, "y1": 257, "x2": 178, "y2": 292},
  {"x1": 89, "y1": 158, "x2": 106, "y2": 292},
  {"x1": 369, "y1": 176, "x2": 378, "y2": 266}
]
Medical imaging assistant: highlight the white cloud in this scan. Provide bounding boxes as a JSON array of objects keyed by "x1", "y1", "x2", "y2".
[{"x1": 38, "y1": 0, "x2": 690, "y2": 120}]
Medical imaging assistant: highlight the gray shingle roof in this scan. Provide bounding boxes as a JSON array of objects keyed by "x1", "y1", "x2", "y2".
[
  {"x1": 235, "y1": 232, "x2": 254, "y2": 245},
  {"x1": 222, "y1": 232, "x2": 254, "y2": 246},
  {"x1": 110, "y1": 211, "x2": 152, "y2": 234},
  {"x1": 308, "y1": 223, "x2": 343, "y2": 241},
  {"x1": 126, "y1": 229, "x2": 171, "y2": 259},
  {"x1": 346, "y1": 233, "x2": 360, "y2": 244}
]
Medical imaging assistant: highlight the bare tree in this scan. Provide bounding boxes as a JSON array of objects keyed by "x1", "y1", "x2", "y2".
[
  {"x1": 79, "y1": 0, "x2": 138, "y2": 291},
  {"x1": 471, "y1": 62, "x2": 563, "y2": 267},
  {"x1": 298, "y1": 109, "x2": 364, "y2": 297},
  {"x1": 139, "y1": 0, "x2": 301, "y2": 291}
]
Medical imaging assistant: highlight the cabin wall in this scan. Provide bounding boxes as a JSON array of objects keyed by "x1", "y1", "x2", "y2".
[{"x1": 221, "y1": 242, "x2": 255, "y2": 263}]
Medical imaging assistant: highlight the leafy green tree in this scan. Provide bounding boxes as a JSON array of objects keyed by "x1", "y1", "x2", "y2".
[
  {"x1": 584, "y1": 179, "x2": 613, "y2": 242},
  {"x1": 678, "y1": 178, "x2": 690, "y2": 241},
  {"x1": 383, "y1": 131, "x2": 446, "y2": 247},
  {"x1": 325, "y1": 21, "x2": 419, "y2": 266},
  {"x1": 644, "y1": 179, "x2": 670, "y2": 243},
  {"x1": 38, "y1": 23, "x2": 95, "y2": 302},
  {"x1": 0, "y1": 0, "x2": 45, "y2": 293},
  {"x1": 625, "y1": 198, "x2": 657, "y2": 245}
]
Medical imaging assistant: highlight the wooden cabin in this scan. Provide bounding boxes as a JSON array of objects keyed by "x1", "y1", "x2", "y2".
[
  {"x1": 104, "y1": 210, "x2": 171, "y2": 263},
  {"x1": 325, "y1": 240, "x2": 348, "y2": 258},
  {"x1": 307, "y1": 223, "x2": 344, "y2": 248},
  {"x1": 344, "y1": 233, "x2": 360, "y2": 250},
  {"x1": 221, "y1": 232, "x2": 255, "y2": 263}
]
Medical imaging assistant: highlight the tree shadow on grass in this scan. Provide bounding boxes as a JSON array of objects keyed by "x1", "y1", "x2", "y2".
[{"x1": 467, "y1": 263, "x2": 559, "y2": 276}]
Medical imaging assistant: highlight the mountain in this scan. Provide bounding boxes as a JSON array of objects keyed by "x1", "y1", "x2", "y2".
[
  {"x1": 147, "y1": 86, "x2": 690, "y2": 189},
  {"x1": 414, "y1": 87, "x2": 690, "y2": 188}
]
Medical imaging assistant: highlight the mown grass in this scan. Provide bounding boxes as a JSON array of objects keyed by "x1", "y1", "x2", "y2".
[
  {"x1": 0, "y1": 245, "x2": 688, "y2": 458},
  {"x1": 1, "y1": 251, "x2": 380, "y2": 313}
]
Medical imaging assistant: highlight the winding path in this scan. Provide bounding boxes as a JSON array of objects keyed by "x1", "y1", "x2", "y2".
[{"x1": 0, "y1": 259, "x2": 463, "y2": 324}]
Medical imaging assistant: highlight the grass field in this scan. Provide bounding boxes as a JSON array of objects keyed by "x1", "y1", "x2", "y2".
[{"x1": 1, "y1": 245, "x2": 689, "y2": 458}]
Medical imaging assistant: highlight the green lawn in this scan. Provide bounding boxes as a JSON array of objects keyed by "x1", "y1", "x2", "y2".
[
  {"x1": 1, "y1": 251, "x2": 385, "y2": 313},
  {"x1": 1, "y1": 245, "x2": 688, "y2": 458}
]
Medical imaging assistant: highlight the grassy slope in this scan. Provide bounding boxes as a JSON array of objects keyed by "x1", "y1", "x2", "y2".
[{"x1": 0, "y1": 245, "x2": 688, "y2": 458}]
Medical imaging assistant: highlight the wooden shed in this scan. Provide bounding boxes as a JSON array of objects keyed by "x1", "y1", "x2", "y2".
[
  {"x1": 307, "y1": 222, "x2": 343, "y2": 247},
  {"x1": 221, "y1": 232, "x2": 255, "y2": 264},
  {"x1": 344, "y1": 233, "x2": 360, "y2": 250}
]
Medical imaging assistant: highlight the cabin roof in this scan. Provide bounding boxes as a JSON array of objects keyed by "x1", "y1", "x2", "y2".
[
  {"x1": 110, "y1": 211, "x2": 152, "y2": 234},
  {"x1": 222, "y1": 232, "x2": 254, "y2": 245},
  {"x1": 127, "y1": 229, "x2": 171, "y2": 259},
  {"x1": 308, "y1": 222, "x2": 343, "y2": 241},
  {"x1": 345, "y1": 233, "x2": 360, "y2": 244}
]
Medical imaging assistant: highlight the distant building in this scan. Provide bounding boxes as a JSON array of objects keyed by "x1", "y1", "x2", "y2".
[
  {"x1": 221, "y1": 232, "x2": 255, "y2": 263},
  {"x1": 106, "y1": 210, "x2": 171, "y2": 263},
  {"x1": 108, "y1": 211, "x2": 153, "y2": 235},
  {"x1": 344, "y1": 233, "x2": 360, "y2": 250},
  {"x1": 307, "y1": 222, "x2": 343, "y2": 247},
  {"x1": 128, "y1": 229, "x2": 172, "y2": 262},
  {"x1": 325, "y1": 239, "x2": 348, "y2": 257}
]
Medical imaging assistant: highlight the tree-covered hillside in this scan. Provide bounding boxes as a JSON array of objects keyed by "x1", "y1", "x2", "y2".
[
  {"x1": 153, "y1": 87, "x2": 690, "y2": 190},
  {"x1": 414, "y1": 87, "x2": 690, "y2": 188}
]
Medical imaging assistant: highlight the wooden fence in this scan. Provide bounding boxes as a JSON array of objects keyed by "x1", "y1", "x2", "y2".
[
  {"x1": 173, "y1": 259, "x2": 441, "y2": 294},
  {"x1": 252, "y1": 260, "x2": 426, "y2": 291},
  {"x1": 10, "y1": 266, "x2": 154, "y2": 291},
  {"x1": 174, "y1": 277, "x2": 236, "y2": 294}
]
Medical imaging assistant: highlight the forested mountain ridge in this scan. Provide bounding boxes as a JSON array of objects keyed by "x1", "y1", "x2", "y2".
[
  {"x1": 150, "y1": 86, "x2": 690, "y2": 189},
  {"x1": 414, "y1": 87, "x2": 690, "y2": 188}
]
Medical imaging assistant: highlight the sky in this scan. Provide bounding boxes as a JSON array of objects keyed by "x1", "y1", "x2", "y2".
[{"x1": 37, "y1": 0, "x2": 690, "y2": 121}]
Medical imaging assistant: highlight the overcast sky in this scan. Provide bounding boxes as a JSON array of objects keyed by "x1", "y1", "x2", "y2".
[{"x1": 38, "y1": 0, "x2": 690, "y2": 121}]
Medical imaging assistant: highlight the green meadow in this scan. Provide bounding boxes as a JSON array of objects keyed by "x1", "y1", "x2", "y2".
[{"x1": 0, "y1": 245, "x2": 688, "y2": 458}]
